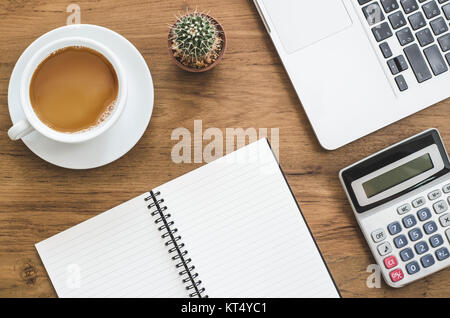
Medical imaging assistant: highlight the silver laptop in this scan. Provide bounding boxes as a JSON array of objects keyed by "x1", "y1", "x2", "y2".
[{"x1": 254, "y1": 0, "x2": 450, "y2": 150}]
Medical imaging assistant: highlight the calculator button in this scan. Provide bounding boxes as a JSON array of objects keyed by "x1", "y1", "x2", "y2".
[
  {"x1": 371, "y1": 229, "x2": 387, "y2": 243},
  {"x1": 412, "y1": 197, "x2": 426, "y2": 208},
  {"x1": 435, "y1": 247, "x2": 450, "y2": 261},
  {"x1": 400, "y1": 247, "x2": 414, "y2": 261},
  {"x1": 415, "y1": 241, "x2": 429, "y2": 254},
  {"x1": 387, "y1": 221, "x2": 402, "y2": 235},
  {"x1": 397, "y1": 203, "x2": 412, "y2": 215},
  {"x1": 408, "y1": 228, "x2": 423, "y2": 241},
  {"x1": 402, "y1": 214, "x2": 417, "y2": 228},
  {"x1": 428, "y1": 189, "x2": 442, "y2": 200},
  {"x1": 389, "y1": 268, "x2": 404, "y2": 282},
  {"x1": 406, "y1": 261, "x2": 421, "y2": 275},
  {"x1": 420, "y1": 254, "x2": 435, "y2": 268},
  {"x1": 417, "y1": 208, "x2": 432, "y2": 221},
  {"x1": 424, "y1": 221, "x2": 438, "y2": 234},
  {"x1": 439, "y1": 213, "x2": 450, "y2": 227},
  {"x1": 447, "y1": 229, "x2": 450, "y2": 243},
  {"x1": 378, "y1": 241, "x2": 393, "y2": 256},
  {"x1": 384, "y1": 255, "x2": 398, "y2": 269},
  {"x1": 429, "y1": 234, "x2": 444, "y2": 248},
  {"x1": 443, "y1": 183, "x2": 450, "y2": 193},
  {"x1": 394, "y1": 234, "x2": 408, "y2": 248},
  {"x1": 433, "y1": 200, "x2": 448, "y2": 214}
]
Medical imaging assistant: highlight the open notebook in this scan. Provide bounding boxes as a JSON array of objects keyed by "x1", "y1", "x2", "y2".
[{"x1": 35, "y1": 138, "x2": 339, "y2": 298}]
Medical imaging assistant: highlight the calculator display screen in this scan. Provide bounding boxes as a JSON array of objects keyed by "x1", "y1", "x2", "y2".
[{"x1": 362, "y1": 154, "x2": 434, "y2": 198}]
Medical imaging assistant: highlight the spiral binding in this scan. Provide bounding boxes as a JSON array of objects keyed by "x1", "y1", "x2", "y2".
[{"x1": 145, "y1": 190, "x2": 207, "y2": 298}]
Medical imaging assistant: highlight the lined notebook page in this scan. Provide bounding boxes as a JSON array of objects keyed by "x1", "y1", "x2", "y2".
[
  {"x1": 35, "y1": 193, "x2": 186, "y2": 297},
  {"x1": 156, "y1": 138, "x2": 339, "y2": 297}
]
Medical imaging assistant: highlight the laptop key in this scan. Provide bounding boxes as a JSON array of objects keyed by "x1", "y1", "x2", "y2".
[
  {"x1": 404, "y1": 43, "x2": 433, "y2": 82},
  {"x1": 422, "y1": 1, "x2": 441, "y2": 19},
  {"x1": 430, "y1": 17, "x2": 449, "y2": 35},
  {"x1": 396, "y1": 27, "x2": 414, "y2": 45},
  {"x1": 358, "y1": 0, "x2": 372, "y2": 5},
  {"x1": 388, "y1": 59, "x2": 400, "y2": 74},
  {"x1": 363, "y1": 3, "x2": 385, "y2": 25},
  {"x1": 388, "y1": 55, "x2": 409, "y2": 74},
  {"x1": 372, "y1": 22, "x2": 394, "y2": 41},
  {"x1": 396, "y1": 55, "x2": 409, "y2": 70},
  {"x1": 409, "y1": 12, "x2": 427, "y2": 30},
  {"x1": 446, "y1": 52, "x2": 450, "y2": 65},
  {"x1": 401, "y1": 0, "x2": 419, "y2": 14},
  {"x1": 438, "y1": 33, "x2": 450, "y2": 51},
  {"x1": 424, "y1": 44, "x2": 449, "y2": 74},
  {"x1": 416, "y1": 28, "x2": 434, "y2": 46},
  {"x1": 382, "y1": 0, "x2": 400, "y2": 13},
  {"x1": 380, "y1": 42, "x2": 393, "y2": 58},
  {"x1": 389, "y1": 11, "x2": 407, "y2": 29},
  {"x1": 442, "y1": 3, "x2": 450, "y2": 19}
]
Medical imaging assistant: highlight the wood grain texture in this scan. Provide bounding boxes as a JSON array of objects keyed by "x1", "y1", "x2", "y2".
[{"x1": 0, "y1": 0, "x2": 449, "y2": 298}]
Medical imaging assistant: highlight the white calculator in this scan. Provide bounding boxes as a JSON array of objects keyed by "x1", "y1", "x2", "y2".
[{"x1": 340, "y1": 129, "x2": 450, "y2": 288}]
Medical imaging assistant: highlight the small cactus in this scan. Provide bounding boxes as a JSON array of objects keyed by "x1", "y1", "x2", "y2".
[{"x1": 170, "y1": 11, "x2": 223, "y2": 70}]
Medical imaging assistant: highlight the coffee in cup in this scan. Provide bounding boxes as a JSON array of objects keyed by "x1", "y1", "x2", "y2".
[
  {"x1": 8, "y1": 37, "x2": 127, "y2": 143},
  {"x1": 29, "y1": 46, "x2": 118, "y2": 133}
]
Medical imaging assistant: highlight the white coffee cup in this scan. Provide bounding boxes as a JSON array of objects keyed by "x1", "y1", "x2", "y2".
[{"x1": 8, "y1": 37, "x2": 127, "y2": 143}]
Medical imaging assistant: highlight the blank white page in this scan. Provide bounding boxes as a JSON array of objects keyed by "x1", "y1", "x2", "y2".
[
  {"x1": 35, "y1": 193, "x2": 186, "y2": 298},
  {"x1": 155, "y1": 138, "x2": 339, "y2": 297}
]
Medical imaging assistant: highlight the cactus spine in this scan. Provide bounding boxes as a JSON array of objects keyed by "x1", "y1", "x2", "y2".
[{"x1": 170, "y1": 11, "x2": 222, "y2": 69}]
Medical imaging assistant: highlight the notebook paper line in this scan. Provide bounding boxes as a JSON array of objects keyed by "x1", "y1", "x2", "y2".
[
  {"x1": 43, "y1": 208, "x2": 152, "y2": 268},
  {"x1": 37, "y1": 195, "x2": 147, "y2": 260}
]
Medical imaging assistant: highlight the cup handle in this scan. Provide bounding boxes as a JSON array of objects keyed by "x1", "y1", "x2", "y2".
[{"x1": 8, "y1": 119, "x2": 35, "y2": 140}]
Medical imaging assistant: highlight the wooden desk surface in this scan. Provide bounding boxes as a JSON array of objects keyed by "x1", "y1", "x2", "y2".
[{"x1": 0, "y1": 0, "x2": 449, "y2": 298}]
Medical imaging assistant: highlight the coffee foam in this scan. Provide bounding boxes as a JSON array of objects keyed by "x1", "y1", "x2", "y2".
[{"x1": 71, "y1": 99, "x2": 117, "y2": 134}]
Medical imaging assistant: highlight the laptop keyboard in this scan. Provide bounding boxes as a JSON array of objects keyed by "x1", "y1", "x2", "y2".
[{"x1": 358, "y1": 0, "x2": 450, "y2": 91}]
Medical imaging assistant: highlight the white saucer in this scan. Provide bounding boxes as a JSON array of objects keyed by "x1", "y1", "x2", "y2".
[{"x1": 8, "y1": 24, "x2": 154, "y2": 169}]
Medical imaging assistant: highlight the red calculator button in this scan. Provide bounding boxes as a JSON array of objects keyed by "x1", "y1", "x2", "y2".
[
  {"x1": 384, "y1": 255, "x2": 398, "y2": 269},
  {"x1": 389, "y1": 268, "x2": 404, "y2": 282}
]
